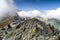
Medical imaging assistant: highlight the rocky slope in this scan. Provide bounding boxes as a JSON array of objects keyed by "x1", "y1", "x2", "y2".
[
  {"x1": 0, "y1": 15, "x2": 60, "y2": 40},
  {"x1": 14, "y1": 18, "x2": 60, "y2": 40}
]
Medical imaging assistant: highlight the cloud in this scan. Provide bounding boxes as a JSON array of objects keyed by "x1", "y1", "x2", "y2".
[
  {"x1": 17, "y1": 7, "x2": 60, "y2": 20},
  {"x1": 0, "y1": 0, "x2": 60, "y2": 21},
  {"x1": 42, "y1": 7, "x2": 60, "y2": 20},
  {"x1": 0, "y1": 0, "x2": 16, "y2": 20},
  {"x1": 17, "y1": 10, "x2": 43, "y2": 18}
]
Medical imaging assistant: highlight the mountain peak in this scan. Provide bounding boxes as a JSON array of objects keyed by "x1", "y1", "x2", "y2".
[{"x1": 0, "y1": 14, "x2": 60, "y2": 40}]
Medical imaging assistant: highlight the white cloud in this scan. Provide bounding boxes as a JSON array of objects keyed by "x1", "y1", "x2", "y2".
[
  {"x1": 42, "y1": 7, "x2": 60, "y2": 20},
  {"x1": 0, "y1": 0, "x2": 60, "y2": 20},
  {"x1": 0, "y1": 0, "x2": 16, "y2": 20},
  {"x1": 18, "y1": 8, "x2": 60, "y2": 20},
  {"x1": 17, "y1": 10, "x2": 43, "y2": 18},
  {"x1": 17, "y1": 7, "x2": 60, "y2": 20}
]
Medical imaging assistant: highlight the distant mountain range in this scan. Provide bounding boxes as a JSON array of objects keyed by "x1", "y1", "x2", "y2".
[{"x1": 47, "y1": 18, "x2": 60, "y2": 30}]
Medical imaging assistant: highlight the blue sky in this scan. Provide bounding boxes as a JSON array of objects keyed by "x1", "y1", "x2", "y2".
[
  {"x1": 0, "y1": 0, "x2": 60, "y2": 20},
  {"x1": 14, "y1": 0, "x2": 60, "y2": 11}
]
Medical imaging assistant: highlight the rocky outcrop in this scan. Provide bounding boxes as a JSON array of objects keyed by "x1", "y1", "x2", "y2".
[
  {"x1": 0, "y1": 16, "x2": 60, "y2": 40},
  {"x1": 14, "y1": 18, "x2": 60, "y2": 40}
]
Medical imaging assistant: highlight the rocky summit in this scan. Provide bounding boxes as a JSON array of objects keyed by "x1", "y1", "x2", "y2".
[{"x1": 0, "y1": 15, "x2": 60, "y2": 40}]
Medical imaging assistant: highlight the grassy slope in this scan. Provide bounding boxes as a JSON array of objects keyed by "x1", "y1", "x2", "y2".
[{"x1": 0, "y1": 16, "x2": 15, "y2": 28}]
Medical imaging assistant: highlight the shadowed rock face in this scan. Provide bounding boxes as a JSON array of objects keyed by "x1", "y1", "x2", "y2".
[{"x1": 0, "y1": 16, "x2": 60, "y2": 40}]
